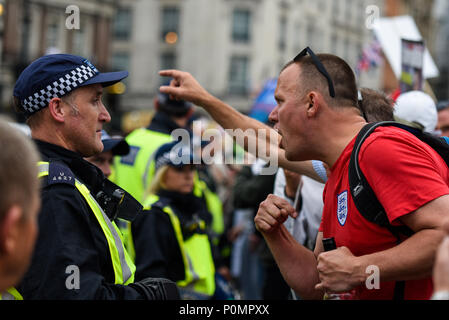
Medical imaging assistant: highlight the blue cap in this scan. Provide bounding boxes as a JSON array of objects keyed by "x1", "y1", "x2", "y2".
[
  {"x1": 153, "y1": 141, "x2": 195, "y2": 172},
  {"x1": 153, "y1": 137, "x2": 212, "y2": 172},
  {"x1": 437, "y1": 100, "x2": 449, "y2": 112},
  {"x1": 157, "y1": 82, "x2": 193, "y2": 116},
  {"x1": 101, "y1": 130, "x2": 130, "y2": 156},
  {"x1": 14, "y1": 54, "x2": 128, "y2": 117}
]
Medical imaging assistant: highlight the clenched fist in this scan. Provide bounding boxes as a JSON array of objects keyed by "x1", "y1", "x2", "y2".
[{"x1": 254, "y1": 194, "x2": 297, "y2": 234}]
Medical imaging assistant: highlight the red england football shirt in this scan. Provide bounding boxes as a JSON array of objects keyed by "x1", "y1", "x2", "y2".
[{"x1": 319, "y1": 126, "x2": 449, "y2": 300}]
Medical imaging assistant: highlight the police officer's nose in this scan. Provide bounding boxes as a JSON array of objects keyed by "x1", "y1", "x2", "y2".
[{"x1": 99, "y1": 103, "x2": 111, "y2": 123}]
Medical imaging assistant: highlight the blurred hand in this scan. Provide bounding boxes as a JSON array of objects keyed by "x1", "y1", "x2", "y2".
[
  {"x1": 227, "y1": 224, "x2": 245, "y2": 242},
  {"x1": 159, "y1": 70, "x2": 213, "y2": 107},
  {"x1": 248, "y1": 233, "x2": 261, "y2": 252},
  {"x1": 254, "y1": 194, "x2": 297, "y2": 234}
]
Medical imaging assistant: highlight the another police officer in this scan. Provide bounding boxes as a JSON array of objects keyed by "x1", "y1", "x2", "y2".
[
  {"x1": 113, "y1": 91, "x2": 227, "y2": 270},
  {"x1": 85, "y1": 130, "x2": 130, "y2": 179},
  {"x1": 131, "y1": 141, "x2": 217, "y2": 299},
  {"x1": 113, "y1": 91, "x2": 194, "y2": 203},
  {"x1": 13, "y1": 54, "x2": 179, "y2": 300}
]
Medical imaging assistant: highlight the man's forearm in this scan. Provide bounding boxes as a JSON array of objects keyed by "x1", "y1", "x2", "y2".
[
  {"x1": 201, "y1": 95, "x2": 326, "y2": 182},
  {"x1": 355, "y1": 229, "x2": 445, "y2": 283},
  {"x1": 202, "y1": 95, "x2": 274, "y2": 136},
  {"x1": 263, "y1": 225, "x2": 324, "y2": 300}
]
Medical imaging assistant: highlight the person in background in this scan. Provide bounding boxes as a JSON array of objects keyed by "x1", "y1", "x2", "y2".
[
  {"x1": 130, "y1": 141, "x2": 226, "y2": 299},
  {"x1": 85, "y1": 130, "x2": 130, "y2": 179},
  {"x1": 437, "y1": 100, "x2": 449, "y2": 137},
  {"x1": 358, "y1": 88, "x2": 394, "y2": 123},
  {"x1": 113, "y1": 91, "x2": 194, "y2": 203},
  {"x1": 0, "y1": 117, "x2": 41, "y2": 300},
  {"x1": 394, "y1": 90, "x2": 438, "y2": 134},
  {"x1": 229, "y1": 158, "x2": 280, "y2": 300},
  {"x1": 113, "y1": 92, "x2": 227, "y2": 269}
]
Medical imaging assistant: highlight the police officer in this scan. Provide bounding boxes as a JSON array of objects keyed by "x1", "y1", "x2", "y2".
[
  {"x1": 85, "y1": 130, "x2": 130, "y2": 179},
  {"x1": 113, "y1": 89, "x2": 226, "y2": 259},
  {"x1": 113, "y1": 91, "x2": 194, "y2": 203},
  {"x1": 13, "y1": 54, "x2": 179, "y2": 300},
  {"x1": 130, "y1": 141, "x2": 217, "y2": 299}
]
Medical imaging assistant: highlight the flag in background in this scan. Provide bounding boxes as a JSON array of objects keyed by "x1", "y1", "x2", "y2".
[
  {"x1": 356, "y1": 39, "x2": 383, "y2": 76},
  {"x1": 248, "y1": 78, "x2": 277, "y2": 124}
]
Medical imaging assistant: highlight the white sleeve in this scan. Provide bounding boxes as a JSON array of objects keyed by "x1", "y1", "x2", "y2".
[
  {"x1": 273, "y1": 168, "x2": 294, "y2": 205},
  {"x1": 312, "y1": 160, "x2": 328, "y2": 183}
]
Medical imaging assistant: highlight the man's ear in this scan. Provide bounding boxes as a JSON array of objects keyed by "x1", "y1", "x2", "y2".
[
  {"x1": 0, "y1": 205, "x2": 23, "y2": 255},
  {"x1": 306, "y1": 92, "x2": 319, "y2": 117},
  {"x1": 47, "y1": 98, "x2": 66, "y2": 123}
]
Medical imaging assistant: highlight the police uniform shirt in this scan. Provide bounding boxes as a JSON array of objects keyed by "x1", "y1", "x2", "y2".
[
  {"x1": 17, "y1": 140, "x2": 143, "y2": 300},
  {"x1": 132, "y1": 190, "x2": 213, "y2": 282}
]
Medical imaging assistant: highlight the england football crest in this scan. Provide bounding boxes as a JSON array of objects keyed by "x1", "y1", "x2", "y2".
[{"x1": 337, "y1": 191, "x2": 348, "y2": 226}]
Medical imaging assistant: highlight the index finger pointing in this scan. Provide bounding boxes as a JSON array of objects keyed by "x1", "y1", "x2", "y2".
[{"x1": 159, "y1": 69, "x2": 182, "y2": 78}]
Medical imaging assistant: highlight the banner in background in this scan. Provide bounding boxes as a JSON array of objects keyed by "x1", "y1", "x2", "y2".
[{"x1": 399, "y1": 39, "x2": 424, "y2": 93}]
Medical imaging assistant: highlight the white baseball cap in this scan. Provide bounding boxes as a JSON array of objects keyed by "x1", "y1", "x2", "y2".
[{"x1": 394, "y1": 91, "x2": 437, "y2": 133}]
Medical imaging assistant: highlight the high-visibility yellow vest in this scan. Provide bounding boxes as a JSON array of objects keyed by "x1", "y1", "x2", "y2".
[
  {"x1": 37, "y1": 161, "x2": 136, "y2": 285},
  {"x1": 125, "y1": 180, "x2": 224, "y2": 262},
  {"x1": 134, "y1": 194, "x2": 216, "y2": 297},
  {"x1": 0, "y1": 288, "x2": 23, "y2": 300},
  {"x1": 113, "y1": 128, "x2": 225, "y2": 252},
  {"x1": 194, "y1": 179, "x2": 224, "y2": 237},
  {"x1": 112, "y1": 128, "x2": 173, "y2": 203}
]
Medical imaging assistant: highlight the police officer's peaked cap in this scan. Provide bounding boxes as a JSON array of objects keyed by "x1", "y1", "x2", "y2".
[
  {"x1": 157, "y1": 81, "x2": 193, "y2": 116},
  {"x1": 101, "y1": 130, "x2": 130, "y2": 156},
  {"x1": 153, "y1": 141, "x2": 195, "y2": 172},
  {"x1": 14, "y1": 54, "x2": 128, "y2": 117}
]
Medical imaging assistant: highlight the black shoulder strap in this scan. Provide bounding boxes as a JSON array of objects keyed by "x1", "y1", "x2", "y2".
[
  {"x1": 348, "y1": 122, "x2": 392, "y2": 228},
  {"x1": 348, "y1": 121, "x2": 415, "y2": 301},
  {"x1": 348, "y1": 121, "x2": 415, "y2": 238}
]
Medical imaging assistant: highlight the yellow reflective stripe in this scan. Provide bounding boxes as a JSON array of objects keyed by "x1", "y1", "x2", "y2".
[
  {"x1": 125, "y1": 221, "x2": 136, "y2": 262},
  {"x1": 193, "y1": 172, "x2": 202, "y2": 198},
  {"x1": 193, "y1": 178, "x2": 225, "y2": 235},
  {"x1": 143, "y1": 195, "x2": 214, "y2": 295},
  {"x1": 162, "y1": 206, "x2": 196, "y2": 285},
  {"x1": 75, "y1": 181, "x2": 135, "y2": 285},
  {"x1": 143, "y1": 196, "x2": 195, "y2": 285},
  {"x1": 182, "y1": 234, "x2": 216, "y2": 295},
  {"x1": 37, "y1": 161, "x2": 49, "y2": 178},
  {"x1": 0, "y1": 287, "x2": 23, "y2": 300},
  {"x1": 37, "y1": 162, "x2": 135, "y2": 285}
]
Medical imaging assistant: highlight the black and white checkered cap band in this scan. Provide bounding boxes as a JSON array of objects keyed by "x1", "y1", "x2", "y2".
[{"x1": 21, "y1": 65, "x2": 98, "y2": 115}]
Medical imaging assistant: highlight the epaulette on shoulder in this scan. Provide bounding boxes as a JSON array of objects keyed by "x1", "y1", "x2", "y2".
[
  {"x1": 46, "y1": 162, "x2": 76, "y2": 187},
  {"x1": 147, "y1": 197, "x2": 171, "y2": 211}
]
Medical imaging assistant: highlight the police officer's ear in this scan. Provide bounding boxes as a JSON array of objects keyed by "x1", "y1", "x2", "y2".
[
  {"x1": 48, "y1": 97, "x2": 67, "y2": 123},
  {"x1": 0, "y1": 205, "x2": 23, "y2": 255}
]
